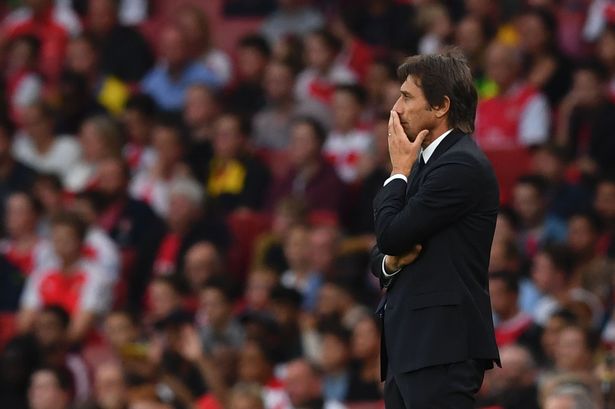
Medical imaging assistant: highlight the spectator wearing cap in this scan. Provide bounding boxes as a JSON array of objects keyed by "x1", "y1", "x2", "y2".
[
  {"x1": 18, "y1": 212, "x2": 113, "y2": 343},
  {"x1": 28, "y1": 366, "x2": 75, "y2": 409},
  {"x1": 141, "y1": 25, "x2": 220, "y2": 112},
  {"x1": 267, "y1": 117, "x2": 343, "y2": 214},
  {"x1": 475, "y1": 40, "x2": 550, "y2": 150},
  {"x1": 206, "y1": 113, "x2": 270, "y2": 212},
  {"x1": 85, "y1": 0, "x2": 153, "y2": 83},
  {"x1": 295, "y1": 30, "x2": 357, "y2": 106}
]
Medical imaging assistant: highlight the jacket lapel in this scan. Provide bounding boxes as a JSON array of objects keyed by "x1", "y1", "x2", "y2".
[{"x1": 406, "y1": 129, "x2": 466, "y2": 199}]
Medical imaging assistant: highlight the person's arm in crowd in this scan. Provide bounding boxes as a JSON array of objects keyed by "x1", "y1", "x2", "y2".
[
  {"x1": 179, "y1": 326, "x2": 230, "y2": 407},
  {"x1": 17, "y1": 270, "x2": 43, "y2": 333}
]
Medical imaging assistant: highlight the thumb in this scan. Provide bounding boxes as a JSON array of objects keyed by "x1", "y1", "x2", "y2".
[{"x1": 415, "y1": 129, "x2": 429, "y2": 146}]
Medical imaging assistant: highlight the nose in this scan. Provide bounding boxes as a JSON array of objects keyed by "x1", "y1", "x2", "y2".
[{"x1": 392, "y1": 96, "x2": 402, "y2": 112}]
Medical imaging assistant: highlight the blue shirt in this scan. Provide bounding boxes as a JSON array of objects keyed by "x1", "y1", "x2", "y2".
[{"x1": 141, "y1": 61, "x2": 221, "y2": 111}]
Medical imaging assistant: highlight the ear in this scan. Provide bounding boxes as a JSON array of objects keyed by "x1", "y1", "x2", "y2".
[{"x1": 433, "y1": 96, "x2": 451, "y2": 119}]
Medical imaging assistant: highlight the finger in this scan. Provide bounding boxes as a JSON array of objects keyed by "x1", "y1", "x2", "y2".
[
  {"x1": 391, "y1": 111, "x2": 407, "y2": 140},
  {"x1": 388, "y1": 111, "x2": 395, "y2": 137},
  {"x1": 414, "y1": 129, "x2": 429, "y2": 146}
]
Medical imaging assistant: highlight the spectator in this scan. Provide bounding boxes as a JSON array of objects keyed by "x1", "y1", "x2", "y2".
[
  {"x1": 594, "y1": 175, "x2": 615, "y2": 258},
  {"x1": 184, "y1": 242, "x2": 224, "y2": 310},
  {"x1": 4, "y1": 35, "x2": 43, "y2": 124},
  {"x1": 79, "y1": 361, "x2": 129, "y2": 409},
  {"x1": 553, "y1": 325, "x2": 597, "y2": 377},
  {"x1": 152, "y1": 177, "x2": 230, "y2": 277},
  {"x1": 556, "y1": 62, "x2": 615, "y2": 176},
  {"x1": 129, "y1": 116, "x2": 189, "y2": 217},
  {"x1": 567, "y1": 212, "x2": 613, "y2": 303},
  {"x1": 0, "y1": 116, "x2": 35, "y2": 218},
  {"x1": 206, "y1": 113, "x2": 270, "y2": 212},
  {"x1": 85, "y1": 0, "x2": 153, "y2": 83},
  {"x1": 228, "y1": 383, "x2": 266, "y2": 409},
  {"x1": 65, "y1": 34, "x2": 130, "y2": 115},
  {"x1": 316, "y1": 278, "x2": 368, "y2": 330},
  {"x1": 261, "y1": 0, "x2": 323, "y2": 45},
  {"x1": 65, "y1": 115, "x2": 122, "y2": 192},
  {"x1": 284, "y1": 359, "x2": 346, "y2": 409},
  {"x1": 543, "y1": 383, "x2": 597, "y2": 409},
  {"x1": 120, "y1": 93, "x2": 157, "y2": 174},
  {"x1": 31, "y1": 173, "x2": 65, "y2": 235},
  {"x1": 477, "y1": 344, "x2": 540, "y2": 409},
  {"x1": 242, "y1": 267, "x2": 279, "y2": 314},
  {"x1": 198, "y1": 277, "x2": 244, "y2": 353},
  {"x1": 33, "y1": 306, "x2": 91, "y2": 403},
  {"x1": 329, "y1": 10, "x2": 374, "y2": 81},
  {"x1": 182, "y1": 84, "x2": 218, "y2": 180},
  {"x1": 252, "y1": 60, "x2": 330, "y2": 150},
  {"x1": 1, "y1": 191, "x2": 48, "y2": 276},
  {"x1": 319, "y1": 324, "x2": 355, "y2": 402},
  {"x1": 455, "y1": 15, "x2": 491, "y2": 84},
  {"x1": 475, "y1": 40, "x2": 550, "y2": 150},
  {"x1": 2, "y1": 0, "x2": 81, "y2": 83},
  {"x1": 27, "y1": 366, "x2": 74, "y2": 409},
  {"x1": 173, "y1": 4, "x2": 233, "y2": 87},
  {"x1": 295, "y1": 30, "x2": 357, "y2": 106},
  {"x1": 280, "y1": 225, "x2": 322, "y2": 312},
  {"x1": 224, "y1": 35, "x2": 270, "y2": 120},
  {"x1": 416, "y1": 2, "x2": 454, "y2": 55},
  {"x1": 141, "y1": 25, "x2": 220, "y2": 112},
  {"x1": 350, "y1": 315, "x2": 382, "y2": 403},
  {"x1": 324, "y1": 84, "x2": 371, "y2": 184},
  {"x1": 268, "y1": 285, "x2": 305, "y2": 362},
  {"x1": 489, "y1": 272, "x2": 537, "y2": 348},
  {"x1": 512, "y1": 175, "x2": 567, "y2": 260},
  {"x1": 517, "y1": 7, "x2": 572, "y2": 106},
  {"x1": 12, "y1": 102, "x2": 80, "y2": 181},
  {"x1": 0, "y1": 335, "x2": 41, "y2": 409},
  {"x1": 19, "y1": 212, "x2": 112, "y2": 342},
  {"x1": 267, "y1": 116, "x2": 344, "y2": 214}
]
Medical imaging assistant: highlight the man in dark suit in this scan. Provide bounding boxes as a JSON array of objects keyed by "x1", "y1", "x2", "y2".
[{"x1": 371, "y1": 49, "x2": 501, "y2": 408}]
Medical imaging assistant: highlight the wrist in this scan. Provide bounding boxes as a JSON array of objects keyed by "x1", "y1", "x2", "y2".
[{"x1": 391, "y1": 166, "x2": 411, "y2": 176}]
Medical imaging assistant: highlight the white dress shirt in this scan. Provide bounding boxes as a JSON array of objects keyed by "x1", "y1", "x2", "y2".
[{"x1": 381, "y1": 128, "x2": 453, "y2": 277}]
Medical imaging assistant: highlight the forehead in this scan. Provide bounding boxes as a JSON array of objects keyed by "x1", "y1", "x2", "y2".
[{"x1": 400, "y1": 76, "x2": 424, "y2": 95}]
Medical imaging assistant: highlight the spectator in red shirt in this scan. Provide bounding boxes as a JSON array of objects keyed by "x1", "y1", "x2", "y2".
[
  {"x1": 2, "y1": 0, "x2": 81, "y2": 84},
  {"x1": 18, "y1": 211, "x2": 112, "y2": 343}
]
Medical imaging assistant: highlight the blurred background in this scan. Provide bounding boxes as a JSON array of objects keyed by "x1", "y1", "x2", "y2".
[{"x1": 0, "y1": 0, "x2": 615, "y2": 408}]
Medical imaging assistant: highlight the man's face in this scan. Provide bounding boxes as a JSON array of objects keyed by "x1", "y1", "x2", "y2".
[
  {"x1": 28, "y1": 371, "x2": 69, "y2": 409},
  {"x1": 264, "y1": 63, "x2": 294, "y2": 101},
  {"x1": 289, "y1": 123, "x2": 319, "y2": 167},
  {"x1": 488, "y1": 278, "x2": 516, "y2": 318},
  {"x1": 284, "y1": 362, "x2": 320, "y2": 406},
  {"x1": 51, "y1": 225, "x2": 82, "y2": 264},
  {"x1": 512, "y1": 184, "x2": 543, "y2": 225},
  {"x1": 34, "y1": 312, "x2": 66, "y2": 349},
  {"x1": 95, "y1": 364, "x2": 127, "y2": 409},
  {"x1": 88, "y1": 0, "x2": 117, "y2": 34},
  {"x1": 97, "y1": 160, "x2": 127, "y2": 197},
  {"x1": 392, "y1": 76, "x2": 436, "y2": 142},
  {"x1": 6, "y1": 193, "x2": 36, "y2": 237}
]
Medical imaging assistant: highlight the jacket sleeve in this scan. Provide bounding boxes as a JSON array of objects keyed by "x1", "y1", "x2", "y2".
[{"x1": 374, "y1": 156, "x2": 481, "y2": 256}]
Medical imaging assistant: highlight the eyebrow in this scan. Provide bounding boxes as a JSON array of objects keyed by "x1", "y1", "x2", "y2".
[{"x1": 400, "y1": 90, "x2": 412, "y2": 97}]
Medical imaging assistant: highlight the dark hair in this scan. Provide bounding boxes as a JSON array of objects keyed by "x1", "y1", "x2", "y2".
[
  {"x1": 521, "y1": 7, "x2": 558, "y2": 50},
  {"x1": 292, "y1": 116, "x2": 328, "y2": 147},
  {"x1": 574, "y1": 59, "x2": 610, "y2": 83},
  {"x1": 335, "y1": 84, "x2": 367, "y2": 106},
  {"x1": 309, "y1": 29, "x2": 343, "y2": 54},
  {"x1": 11, "y1": 34, "x2": 41, "y2": 57},
  {"x1": 41, "y1": 305, "x2": 71, "y2": 329},
  {"x1": 535, "y1": 143, "x2": 571, "y2": 163},
  {"x1": 550, "y1": 308, "x2": 579, "y2": 326},
  {"x1": 570, "y1": 211, "x2": 603, "y2": 234},
  {"x1": 34, "y1": 173, "x2": 63, "y2": 192},
  {"x1": 153, "y1": 112, "x2": 187, "y2": 147},
  {"x1": 219, "y1": 112, "x2": 252, "y2": 136},
  {"x1": 124, "y1": 93, "x2": 158, "y2": 118},
  {"x1": 202, "y1": 276, "x2": 235, "y2": 302},
  {"x1": 269, "y1": 285, "x2": 303, "y2": 309},
  {"x1": 397, "y1": 47, "x2": 477, "y2": 133},
  {"x1": 319, "y1": 322, "x2": 352, "y2": 345},
  {"x1": 516, "y1": 174, "x2": 549, "y2": 197},
  {"x1": 238, "y1": 34, "x2": 271, "y2": 58},
  {"x1": 489, "y1": 271, "x2": 520, "y2": 294},
  {"x1": 540, "y1": 244, "x2": 577, "y2": 280},
  {"x1": 50, "y1": 211, "x2": 88, "y2": 242},
  {"x1": 9, "y1": 190, "x2": 43, "y2": 215}
]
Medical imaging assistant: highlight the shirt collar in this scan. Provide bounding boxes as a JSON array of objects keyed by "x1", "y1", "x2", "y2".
[{"x1": 421, "y1": 128, "x2": 454, "y2": 164}]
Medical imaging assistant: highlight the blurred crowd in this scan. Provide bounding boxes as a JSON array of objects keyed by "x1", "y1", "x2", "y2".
[{"x1": 1, "y1": 0, "x2": 615, "y2": 408}]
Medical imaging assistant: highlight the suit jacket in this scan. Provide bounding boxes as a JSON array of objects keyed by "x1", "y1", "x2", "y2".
[{"x1": 370, "y1": 129, "x2": 500, "y2": 380}]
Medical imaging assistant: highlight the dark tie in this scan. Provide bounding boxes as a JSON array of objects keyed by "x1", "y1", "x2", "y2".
[{"x1": 415, "y1": 154, "x2": 426, "y2": 176}]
